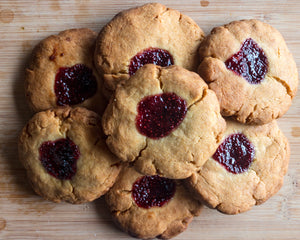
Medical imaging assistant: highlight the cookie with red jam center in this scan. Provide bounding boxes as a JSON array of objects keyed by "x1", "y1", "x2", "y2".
[
  {"x1": 105, "y1": 167, "x2": 202, "y2": 239},
  {"x1": 39, "y1": 137, "x2": 80, "y2": 180},
  {"x1": 186, "y1": 120, "x2": 290, "y2": 214},
  {"x1": 136, "y1": 92, "x2": 187, "y2": 139},
  {"x1": 18, "y1": 107, "x2": 121, "y2": 204},
  {"x1": 54, "y1": 64, "x2": 97, "y2": 107},
  {"x1": 94, "y1": 3, "x2": 204, "y2": 97},
  {"x1": 25, "y1": 28, "x2": 107, "y2": 115},
  {"x1": 198, "y1": 19, "x2": 298, "y2": 124},
  {"x1": 225, "y1": 38, "x2": 268, "y2": 84},
  {"x1": 132, "y1": 175, "x2": 176, "y2": 209},
  {"x1": 212, "y1": 133, "x2": 254, "y2": 174},
  {"x1": 129, "y1": 47, "x2": 174, "y2": 76},
  {"x1": 102, "y1": 64, "x2": 226, "y2": 179}
]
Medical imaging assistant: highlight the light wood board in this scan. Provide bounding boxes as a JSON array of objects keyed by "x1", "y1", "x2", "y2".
[{"x1": 0, "y1": 0, "x2": 299, "y2": 239}]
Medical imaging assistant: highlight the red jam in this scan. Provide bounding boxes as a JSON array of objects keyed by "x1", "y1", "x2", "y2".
[
  {"x1": 39, "y1": 138, "x2": 80, "y2": 180},
  {"x1": 212, "y1": 133, "x2": 254, "y2": 174},
  {"x1": 54, "y1": 64, "x2": 97, "y2": 106},
  {"x1": 225, "y1": 38, "x2": 268, "y2": 84},
  {"x1": 129, "y1": 47, "x2": 174, "y2": 76},
  {"x1": 132, "y1": 175, "x2": 176, "y2": 209},
  {"x1": 136, "y1": 93, "x2": 187, "y2": 139}
]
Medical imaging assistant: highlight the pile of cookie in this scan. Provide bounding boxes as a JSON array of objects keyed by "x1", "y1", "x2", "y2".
[{"x1": 18, "y1": 3, "x2": 298, "y2": 239}]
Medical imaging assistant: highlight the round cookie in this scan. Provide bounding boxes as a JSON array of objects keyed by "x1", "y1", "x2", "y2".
[
  {"x1": 25, "y1": 28, "x2": 107, "y2": 114},
  {"x1": 105, "y1": 166, "x2": 202, "y2": 239},
  {"x1": 198, "y1": 19, "x2": 298, "y2": 124},
  {"x1": 102, "y1": 64, "x2": 226, "y2": 179},
  {"x1": 18, "y1": 107, "x2": 121, "y2": 203},
  {"x1": 186, "y1": 120, "x2": 290, "y2": 214},
  {"x1": 94, "y1": 3, "x2": 204, "y2": 97}
]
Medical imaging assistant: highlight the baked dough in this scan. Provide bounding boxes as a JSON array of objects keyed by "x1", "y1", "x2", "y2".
[
  {"x1": 25, "y1": 28, "x2": 106, "y2": 114},
  {"x1": 186, "y1": 120, "x2": 290, "y2": 214},
  {"x1": 18, "y1": 107, "x2": 121, "y2": 203},
  {"x1": 198, "y1": 19, "x2": 298, "y2": 124},
  {"x1": 102, "y1": 64, "x2": 226, "y2": 179},
  {"x1": 95, "y1": 3, "x2": 204, "y2": 97},
  {"x1": 105, "y1": 166, "x2": 202, "y2": 239}
]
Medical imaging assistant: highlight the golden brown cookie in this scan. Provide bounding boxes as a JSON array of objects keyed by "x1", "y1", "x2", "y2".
[
  {"x1": 105, "y1": 166, "x2": 202, "y2": 239},
  {"x1": 94, "y1": 3, "x2": 204, "y2": 97},
  {"x1": 198, "y1": 19, "x2": 298, "y2": 124},
  {"x1": 186, "y1": 120, "x2": 290, "y2": 214},
  {"x1": 18, "y1": 107, "x2": 121, "y2": 204},
  {"x1": 25, "y1": 28, "x2": 107, "y2": 114},
  {"x1": 102, "y1": 64, "x2": 226, "y2": 179}
]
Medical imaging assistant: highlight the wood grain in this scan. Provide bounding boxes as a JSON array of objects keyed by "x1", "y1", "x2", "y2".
[{"x1": 0, "y1": 0, "x2": 299, "y2": 239}]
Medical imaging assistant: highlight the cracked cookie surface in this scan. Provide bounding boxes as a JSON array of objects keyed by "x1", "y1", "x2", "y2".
[
  {"x1": 185, "y1": 120, "x2": 290, "y2": 214},
  {"x1": 198, "y1": 19, "x2": 298, "y2": 124},
  {"x1": 105, "y1": 166, "x2": 202, "y2": 239},
  {"x1": 25, "y1": 28, "x2": 107, "y2": 115},
  {"x1": 102, "y1": 64, "x2": 226, "y2": 179},
  {"x1": 94, "y1": 3, "x2": 204, "y2": 97},
  {"x1": 18, "y1": 107, "x2": 121, "y2": 203}
]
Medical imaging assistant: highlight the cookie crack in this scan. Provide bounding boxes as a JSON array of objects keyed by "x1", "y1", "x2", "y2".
[
  {"x1": 187, "y1": 88, "x2": 207, "y2": 110},
  {"x1": 205, "y1": 25, "x2": 240, "y2": 62},
  {"x1": 119, "y1": 189, "x2": 132, "y2": 194},
  {"x1": 135, "y1": 138, "x2": 148, "y2": 162},
  {"x1": 156, "y1": 67, "x2": 164, "y2": 90},
  {"x1": 178, "y1": 13, "x2": 183, "y2": 22},
  {"x1": 153, "y1": 7, "x2": 170, "y2": 20},
  {"x1": 244, "y1": 104, "x2": 258, "y2": 123},
  {"x1": 196, "y1": 170, "x2": 222, "y2": 208},
  {"x1": 95, "y1": 165, "x2": 122, "y2": 199},
  {"x1": 113, "y1": 204, "x2": 133, "y2": 217},
  {"x1": 222, "y1": 24, "x2": 241, "y2": 48},
  {"x1": 93, "y1": 137, "x2": 100, "y2": 146},
  {"x1": 158, "y1": 216, "x2": 192, "y2": 239},
  {"x1": 26, "y1": 67, "x2": 34, "y2": 73},
  {"x1": 68, "y1": 181, "x2": 78, "y2": 203},
  {"x1": 55, "y1": 109, "x2": 72, "y2": 137},
  {"x1": 268, "y1": 75, "x2": 293, "y2": 97},
  {"x1": 187, "y1": 150, "x2": 200, "y2": 168},
  {"x1": 250, "y1": 168, "x2": 266, "y2": 204},
  {"x1": 110, "y1": 161, "x2": 122, "y2": 168},
  {"x1": 152, "y1": 158, "x2": 163, "y2": 175},
  {"x1": 233, "y1": 102, "x2": 255, "y2": 123},
  {"x1": 25, "y1": 124, "x2": 33, "y2": 138},
  {"x1": 215, "y1": 125, "x2": 224, "y2": 145},
  {"x1": 100, "y1": 56, "x2": 112, "y2": 71}
]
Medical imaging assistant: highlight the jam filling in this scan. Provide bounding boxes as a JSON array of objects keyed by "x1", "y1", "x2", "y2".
[
  {"x1": 225, "y1": 38, "x2": 268, "y2": 84},
  {"x1": 129, "y1": 47, "x2": 174, "y2": 76},
  {"x1": 54, "y1": 64, "x2": 97, "y2": 106},
  {"x1": 212, "y1": 133, "x2": 255, "y2": 174},
  {"x1": 132, "y1": 175, "x2": 176, "y2": 209},
  {"x1": 39, "y1": 138, "x2": 80, "y2": 180},
  {"x1": 136, "y1": 93, "x2": 187, "y2": 139}
]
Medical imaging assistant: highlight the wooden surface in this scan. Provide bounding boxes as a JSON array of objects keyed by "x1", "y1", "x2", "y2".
[{"x1": 0, "y1": 0, "x2": 299, "y2": 239}]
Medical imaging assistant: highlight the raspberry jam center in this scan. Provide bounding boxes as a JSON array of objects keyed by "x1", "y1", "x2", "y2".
[
  {"x1": 212, "y1": 133, "x2": 254, "y2": 174},
  {"x1": 132, "y1": 175, "x2": 176, "y2": 209},
  {"x1": 225, "y1": 38, "x2": 268, "y2": 84},
  {"x1": 129, "y1": 47, "x2": 174, "y2": 76},
  {"x1": 136, "y1": 93, "x2": 187, "y2": 139},
  {"x1": 39, "y1": 138, "x2": 80, "y2": 180},
  {"x1": 54, "y1": 64, "x2": 97, "y2": 106}
]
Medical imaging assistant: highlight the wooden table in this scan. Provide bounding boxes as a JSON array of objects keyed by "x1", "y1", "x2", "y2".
[{"x1": 0, "y1": 0, "x2": 299, "y2": 239}]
